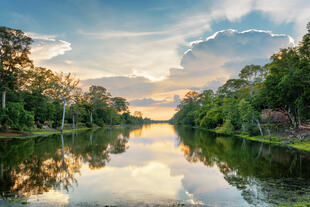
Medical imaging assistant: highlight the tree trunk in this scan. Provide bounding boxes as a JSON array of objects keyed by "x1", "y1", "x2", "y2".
[
  {"x1": 2, "y1": 90, "x2": 6, "y2": 109},
  {"x1": 287, "y1": 108, "x2": 296, "y2": 128},
  {"x1": 61, "y1": 98, "x2": 66, "y2": 132},
  {"x1": 72, "y1": 114, "x2": 75, "y2": 129},
  {"x1": 256, "y1": 119, "x2": 263, "y2": 136},
  {"x1": 89, "y1": 111, "x2": 93, "y2": 124},
  {"x1": 297, "y1": 108, "x2": 301, "y2": 128}
]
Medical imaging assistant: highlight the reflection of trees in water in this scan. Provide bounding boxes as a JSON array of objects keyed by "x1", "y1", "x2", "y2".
[
  {"x1": 0, "y1": 126, "x2": 136, "y2": 198},
  {"x1": 175, "y1": 126, "x2": 310, "y2": 206}
]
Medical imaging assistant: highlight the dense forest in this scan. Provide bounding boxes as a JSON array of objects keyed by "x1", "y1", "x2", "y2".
[
  {"x1": 171, "y1": 22, "x2": 310, "y2": 137},
  {"x1": 0, "y1": 26, "x2": 152, "y2": 132}
]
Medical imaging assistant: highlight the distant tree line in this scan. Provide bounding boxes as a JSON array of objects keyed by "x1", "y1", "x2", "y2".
[
  {"x1": 0, "y1": 26, "x2": 150, "y2": 131},
  {"x1": 171, "y1": 22, "x2": 310, "y2": 136}
]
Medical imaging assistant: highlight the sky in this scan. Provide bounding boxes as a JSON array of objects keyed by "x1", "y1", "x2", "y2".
[{"x1": 1, "y1": 0, "x2": 309, "y2": 120}]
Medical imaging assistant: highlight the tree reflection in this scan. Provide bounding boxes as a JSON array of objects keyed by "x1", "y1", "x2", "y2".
[
  {"x1": 0, "y1": 126, "x2": 135, "y2": 198},
  {"x1": 175, "y1": 126, "x2": 310, "y2": 206}
]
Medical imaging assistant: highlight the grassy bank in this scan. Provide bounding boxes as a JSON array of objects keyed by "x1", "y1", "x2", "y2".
[
  {"x1": 0, "y1": 127, "x2": 99, "y2": 139},
  {"x1": 194, "y1": 126, "x2": 310, "y2": 153},
  {"x1": 235, "y1": 134, "x2": 310, "y2": 152}
]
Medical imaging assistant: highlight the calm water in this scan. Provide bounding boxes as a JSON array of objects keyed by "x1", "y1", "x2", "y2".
[{"x1": 1, "y1": 123, "x2": 310, "y2": 207}]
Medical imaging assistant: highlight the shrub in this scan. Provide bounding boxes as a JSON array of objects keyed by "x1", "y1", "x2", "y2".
[
  {"x1": 216, "y1": 120, "x2": 235, "y2": 135},
  {"x1": 241, "y1": 122, "x2": 260, "y2": 136},
  {"x1": 86, "y1": 122, "x2": 93, "y2": 128},
  {"x1": 37, "y1": 122, "x2": 43, "y2": 129},
  {"x1": 52, "y1": 121, "x2": 61, "y2": 129},
  {"x1": 95, "y1": 119, "x2": 105, "y2": 127},
  {"x1": 4, "y1": 102, "x2": 34, "y2": 131}
]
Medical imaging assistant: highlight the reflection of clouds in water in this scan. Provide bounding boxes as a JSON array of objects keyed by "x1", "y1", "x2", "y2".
[
  {"x1": 130, "y1": 123, "x2": 176, "y2": 138},
  {"x1": 68, "y1": 162, "x2": 188, "y2": 205},
  {"x1": 28, "y1": 190, "x2": 69, "y2": 207},
  {"x1": 106, "y1": 124, "x2": 246, "y2": 206},
  {"x1": 25, "y1": 124, "x2": 247, "y2": 206}
]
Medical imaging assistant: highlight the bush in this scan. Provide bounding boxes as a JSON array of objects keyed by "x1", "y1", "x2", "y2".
[
  {"x1": 37, "y1": 122, "x2": 43, "y2": 129},
  {"x1": 241, "y1": 122, "x2": 260, "y2": 136},
  {"x1": 86, "y1": 122, "x2": 93, "y2": 128},
  {"x1": 95, "y1": 119, "x2": 105, "y2": 127},
  {"x1": 216, "y1": 120, "x2": 235, "y2": 135},
  {"x1": 4, "y1": 102, "x2": 34, "y2": 131},
  {"x1": 52, "y1": 121, "x2": 61, "y2": 129}
]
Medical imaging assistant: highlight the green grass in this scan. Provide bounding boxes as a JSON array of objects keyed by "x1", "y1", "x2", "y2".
[
  {"x1": 289, "y1": 142, "x2": 310, "y2": 152},
  {"x1": 198, "y1": 127, "x2": 310, "y2": 152},
  {"x1": 31, "y1": 127, "x2": 94, "y2": 135},
  {"x1": 0, "y1": 127, "x2": 100, "y2": 139}
]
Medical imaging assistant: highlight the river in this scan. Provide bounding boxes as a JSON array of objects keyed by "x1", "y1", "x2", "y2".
[{"x1": 1, "y1": 123, "x2": 310, "y2": 207}]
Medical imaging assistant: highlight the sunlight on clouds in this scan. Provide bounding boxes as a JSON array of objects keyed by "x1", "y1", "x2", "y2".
[
  {"x1": 129, "y1": 106, "x2": 176, "y2": 120},
  {"x1": 70, "y1": 162, "x2": 185, "y2": 204},
  {"x1": 129, "y1": 123, "x2": 176, "y2": 138},
  {"x1": 22, "y1": 0, "x2": 310, "y2": 120},
  {"x1": 28, "y1": 33, "x2": 71, "y2": 64},
  {"x1": 83, "y1": 29, "x2": 294, "y2": 119},
  {"x1": 28, "y1": 190, "x2": 69, "y2": 207}
]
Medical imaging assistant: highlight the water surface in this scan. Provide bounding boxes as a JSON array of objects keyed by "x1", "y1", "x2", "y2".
[{"x1": 1, "y1": 124, "x2": 310, "y2": 206}]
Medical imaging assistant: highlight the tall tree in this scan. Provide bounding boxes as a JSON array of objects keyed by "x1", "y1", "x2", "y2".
[
  {"x1": 84, "y1": 85, "x2": 111, "y2": 124},
  {"x1": 53, "y1": 72, "x2": 79, "y2": 132},
  {"x1": 0, "y1": 27, "x2": 33, "y2": 109},
  {"x1": 111, "y1": 97, "x2": 129, "y2": 113},
  {"x1": 299, "y1": 22, "x2": 310, "y2": 59}
]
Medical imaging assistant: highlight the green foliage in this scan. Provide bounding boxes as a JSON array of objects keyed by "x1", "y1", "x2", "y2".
[
  {"x1": 52, "y1": 121, "x2": 61, "y2": 128},
  {"x1": 216, "y1": 120, "x2": 234, "y2": 135},
  {"x1": 172, "y1": 22, "x2": 310, "y2": 135},
  {"x1": 36, "y1": 122, "x2": 43, "y2": 129},
  {"x1": 199, "y1": 105, "x2": 223, "y2": 129},
  {"x1": 95, "y1": 119, "x2": 105, "y2": 127},
  {"x1": 85, "y1": 122, "x2": 93, "y2": 128},
  {"x1": 3, "y1": 102, "x2": 34, "y2": 130}
]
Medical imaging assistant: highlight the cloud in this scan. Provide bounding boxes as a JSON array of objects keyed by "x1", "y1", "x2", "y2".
[
  {"x1": 180, "y1": 29, "x2": 294, "y2": 78},
  {"x1": 129, "y1": 95, "x2": 181, "y2": 107},
  {"x1": 56, "y1": 0, "x2": 310, "y2": 82},
  {"x1": 82, "y1": 76, "x2": 155, "y2": 97},
  {"x1": 28, "y1": 32, "x2": 72, "y2": 63},
  {"x1": 253, "y1": 0, "x2": 310, "y2": 39},
  {"x1": 130, "y1": 98, "x2": 165, "y2": 107},
  {"x1": 82, "y1": 29, "x2": 294, "y2": 119}
]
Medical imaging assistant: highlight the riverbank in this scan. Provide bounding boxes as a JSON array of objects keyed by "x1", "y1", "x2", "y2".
[
  {"x1": 236, "y1": 134, "x2": 310, "y2": 152},
  {"x1": 0, "y1": 124, "x2": 144, "y2": 139},
  {"x1": 191, "y1": 126, "x2": 310, "y2": 153},
  {"x1": 0, "y1": 127, "x2": 98, "y2": 139}
]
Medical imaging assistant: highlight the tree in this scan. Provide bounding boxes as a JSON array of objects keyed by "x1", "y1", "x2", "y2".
[
  {"x1": 134, "y1": 111, "x2": 143, "y2": 118},
  {"x1": 239, "y1": 65, "x2": 265, "y2": 83},
  {"x1": 217, "y1": 79, "x2": 249, "y2": 98},
  {"x1": 299, "y1": 22, "x2": 310, "y2": 59},
  {"x1": 84, "y1": 85, "x2": 111, "y2": 125},
  {"x1": 238, "y1": 99, "x2": 262, "y2": 136},
  {"x1": 22, "y1": 67, "x2": 58, "y2": 95},
  {"x1": 261, "y1": 48, "x2": 309, "y2": 128},
  {"x1": 53, "y1": 72, "x2": 79, "y2": 132},
  {"x1": 111, "y1": 97, "x2": 129, "y2": 113},
  {"x1": 0, "y1": 27, "x2": 33, "y2": 110}
]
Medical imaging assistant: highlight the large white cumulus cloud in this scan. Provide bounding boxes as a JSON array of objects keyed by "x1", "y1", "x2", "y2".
[{"x1": 180, "y1": 29, "x2": 294, "y2": 79}]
